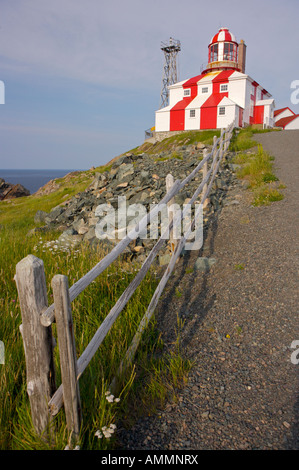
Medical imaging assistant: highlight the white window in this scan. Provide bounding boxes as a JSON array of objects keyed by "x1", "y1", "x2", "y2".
[
  {"x1": 219, "y1": 107, "x2": 226, "y2": 116},
  {"x1": 190, "y1": 109, "x2": 196, "y2": 118},
  {"x1": 184, "y1": 89, "x2": 191, "y2": 96},
  {"x1": 202, "y1": 87, "x2": 208, "y2": 93},
  {"x1": 220, "y1": 84, "x2": 228, "y2": 92}
]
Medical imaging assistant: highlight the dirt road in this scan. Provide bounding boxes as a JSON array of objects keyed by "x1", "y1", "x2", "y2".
[{"x1": 118, "y1": 130, "x2": 299, "y2": 450}]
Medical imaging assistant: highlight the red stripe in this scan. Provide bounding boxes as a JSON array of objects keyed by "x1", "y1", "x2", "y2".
[
  {"x1": 224, "y1": 31, "x2": 231, "y2": 42},
  {"x1": 200, "y1": 70, "x2": 234, "y2": 129},
  {"x1": 169, "y1": 74, "x2": 204, "y2": 131}
]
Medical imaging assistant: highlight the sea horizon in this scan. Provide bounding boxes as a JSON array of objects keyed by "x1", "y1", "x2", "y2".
[{"x1": 0, "y1": 168, "x2": 87, "y2": 195}]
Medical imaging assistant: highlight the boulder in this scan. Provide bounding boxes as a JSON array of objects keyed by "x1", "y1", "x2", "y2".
[
  {"x1": 34, "y1": 210, "x2": 48, "y2": 224},
  {"x1": 0, "y1": 179, "x2": 30, "y2": 200}
]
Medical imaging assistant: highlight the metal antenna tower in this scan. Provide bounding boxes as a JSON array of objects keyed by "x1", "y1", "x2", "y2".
[{"x1": 159, "y1": 37, "x2": 181, "y2": 109}]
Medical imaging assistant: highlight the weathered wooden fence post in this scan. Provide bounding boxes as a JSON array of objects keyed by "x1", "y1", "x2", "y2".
[
  {"x1": 166, "y1": 173, "x2": 177, "y2": 253},
  {"x1": 201, "y1": 148, "x2": 209, "y2": 209},
  {"x1": 15, "y1": 255, "x2": 56, "y2": 436},
  {"x1": 51, "y1": 274, "x2": 82, "y2": 443}
]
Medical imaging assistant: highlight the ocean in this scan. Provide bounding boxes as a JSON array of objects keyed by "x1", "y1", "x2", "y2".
[{"x1": 0, "y1": 169, "x2": 85, "y2": 195}]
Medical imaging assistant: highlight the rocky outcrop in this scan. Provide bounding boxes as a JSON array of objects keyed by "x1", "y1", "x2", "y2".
[
  {"x1": 0, "y1": 178, "x2": 30, "y2": 201},
  {"x1": 33, "y1": 142, "x2": 239, "y2": 264}
]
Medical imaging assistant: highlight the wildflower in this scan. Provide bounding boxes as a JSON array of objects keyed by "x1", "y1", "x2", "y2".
[
  {"x1": 95, "y1": 430, "x2": 103, "y2": 439},
  {"x1": 106, "y1": 394, "x2": 114, "y2": 403},
  {"x1": 114, "y1": 398, "x2": 120, "y2": 403},
  {"x1": 101, "y1": 423, "x2": 116, "y2": 439}
]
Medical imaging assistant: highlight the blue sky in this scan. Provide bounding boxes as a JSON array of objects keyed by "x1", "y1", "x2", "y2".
[{"x1": 0, "y1": 0, "x2": 298, "y2": 169}]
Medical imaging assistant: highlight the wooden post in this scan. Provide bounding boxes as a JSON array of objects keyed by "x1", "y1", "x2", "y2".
[
  {"x1": 201, "y1": 148, "x2": 209, "y2": 209},
  {"x1": 15, "y1": 255, "x2": 56, "y2": 436},
  {"x1": 220, "y1": 129, "x2": 224, "y2": 158},
  {"x1": 51, "y1": 274, "x2": 82, "y2": 443},
  {"x1": 166, "y1": 173, "x2": 177, "y2": 253}
]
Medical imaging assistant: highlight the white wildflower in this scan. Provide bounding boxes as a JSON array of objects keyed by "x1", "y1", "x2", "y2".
[
  {"x1": 106, "y1": 394, "x2": 114, "y2": 403},
  {"x1": 95, "y1": 430, "x2": 103, "y2": 439}
]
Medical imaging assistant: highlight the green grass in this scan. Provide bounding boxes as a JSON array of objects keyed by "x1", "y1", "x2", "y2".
[
  {"x1": 127, "y1": 130, "x2": 221, "y2": 157},
  {"x1": 0, "y1": 171, "x2": 192, "y2": 450},
  {"x1": 229, "y1": 126, "x2": 281, "y2": 153},
  {"x1": 231, "y1": 142, "x2": 285, "y2": 206},
  {"x1": 234, "y1": 263, "x2": 245, "y2": 270}
]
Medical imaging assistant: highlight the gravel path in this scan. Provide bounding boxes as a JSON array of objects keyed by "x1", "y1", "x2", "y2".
[{"x1": 118, "y1": 130, "x2": 299, "y2": 450}]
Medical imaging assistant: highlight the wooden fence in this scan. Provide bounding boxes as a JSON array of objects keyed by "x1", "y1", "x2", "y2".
[{"x1": 15, "y1": 122, "x2": 234, "y2": 444}]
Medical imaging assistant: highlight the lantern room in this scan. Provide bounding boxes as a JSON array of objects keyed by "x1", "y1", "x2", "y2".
[{"x1": 204, "y1": 27, "x2": 245, "y2": 74}]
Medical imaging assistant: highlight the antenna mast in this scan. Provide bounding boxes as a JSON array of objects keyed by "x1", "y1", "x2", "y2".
[{"x1": 159, "y1": 37, "x2": 181, "y2": 109}]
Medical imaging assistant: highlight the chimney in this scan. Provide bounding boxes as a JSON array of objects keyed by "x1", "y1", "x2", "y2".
[{"x1": 238, "y1": 39, "x2": 246, "y2": 73}]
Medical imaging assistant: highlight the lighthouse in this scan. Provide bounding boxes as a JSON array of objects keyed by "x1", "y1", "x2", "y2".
[{"x1": 154, "y1": 27, "x2": 275, "y2": 136}]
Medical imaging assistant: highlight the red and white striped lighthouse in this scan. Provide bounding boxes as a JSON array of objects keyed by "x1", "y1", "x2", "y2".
[{"x1": 154, "y1": 27, "x2": 275, "y2": 134}]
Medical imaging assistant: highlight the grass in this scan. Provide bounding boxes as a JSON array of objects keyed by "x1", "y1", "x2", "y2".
[
  {"x1": 229, "y1": 126, "x2": 281, "y2": 153},
  {"x1": 0, "y1": 171, "x2": 192, "y2": 450},
  {"x1": 127, "y1": 129, "x2": 221, "y2": 157},
  {"x1": 230, "y1": 134, "x2": 285, "y2": 206},
  {"x1": 234, "y1": 263, "x2": 245, "y2": 270}
]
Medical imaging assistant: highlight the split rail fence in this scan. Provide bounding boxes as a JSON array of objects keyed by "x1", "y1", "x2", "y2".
[{"x1": 15, "y1": 122, "x2": 234, "y2": 443}]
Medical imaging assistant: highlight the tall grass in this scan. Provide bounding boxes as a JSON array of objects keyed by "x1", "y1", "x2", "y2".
[
  {"x1": 233, "y1": 144, "x2": 284, "y2": 206},
  {"x1": 0, "y1": 174, "x2": 192, "y2": 449}
]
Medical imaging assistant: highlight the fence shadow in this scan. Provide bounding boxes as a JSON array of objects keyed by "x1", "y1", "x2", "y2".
[{"x1": 154, "y1": 165, "x2": 233, "y2": 353}]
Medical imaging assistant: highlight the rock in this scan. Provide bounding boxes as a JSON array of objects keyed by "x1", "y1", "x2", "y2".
[
  {"x1": 39, "y1": 137, "x2": 237, "y2": 262},
  {"x1": 45, "y1": 206, "x2": 65, "y2": 224},
  {"x1": 194, "y1": 257, "x2": 217, "y2": 271},
  {"x1": 224, "y1": 200, "x2": 240, "y2": 207},
  {"x1": 34, "y1": 210, "x2": 48, "y2": 224},
  {"x1": 0, "y1": 179, "x2": 30, "y2": 200},
  {"x1": 158, "y1": 253, "x2": 172, "y2": 266},
  {"x1": 116, "y1": 163, "x2": 134, "y2": 181},
  {"x1": 196, "y1": 142, "x2": 206, "y2": 150}
]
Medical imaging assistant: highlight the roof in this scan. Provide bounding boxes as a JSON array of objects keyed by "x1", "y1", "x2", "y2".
[
  {"x1": 274, "y1": 107, "x2": 295, "y2": 117},
  {"x1": 275, "y1": 115, "x2": 299, "y2": 128},
  {"x1": 209, "y1": 27, "x2": 237, "y2": 45},
  {"x1": 255, "y1": 99, "x2": 275, "y2": 106}
]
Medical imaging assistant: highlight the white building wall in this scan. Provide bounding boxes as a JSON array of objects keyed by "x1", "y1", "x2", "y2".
[
  {"x1": 217, "y1": 104, "x2": 238, "y2": 128},
  {"x1": 169, "y1": 85, "x2": 184, "y2": 107},
  {"x1": 285, "y1": 117, "x2": 299, "y2": 129},
  {"x1": 155, "y1": 108, "x2": 170, "y2": 132},
  {"x1": 228, "y1": 74, "x2": 247, "y2": 109},
  {"x1": 242, "y1": 77, "x2": 253, "y2": 125},
  {"x1": 184, "y1": 108, "x2": 200, "y2": 130}
]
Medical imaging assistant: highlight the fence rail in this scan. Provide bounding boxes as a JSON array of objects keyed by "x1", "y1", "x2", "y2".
[{"x1": 15, "y1": 122, "x2": 234, "y2": 444}]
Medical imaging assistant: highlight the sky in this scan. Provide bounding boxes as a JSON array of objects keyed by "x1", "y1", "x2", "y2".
[{"x1": 0, "y1": 0, "x2": 298, "y2": 170}]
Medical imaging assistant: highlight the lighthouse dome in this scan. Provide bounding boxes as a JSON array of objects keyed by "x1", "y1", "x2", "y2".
[
  {"x1": 204, "y1": 27, "x2": 239, "y2": 73},
  {"x1": 209, "y1": 27, "x2": 237, "y2": 45}
]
